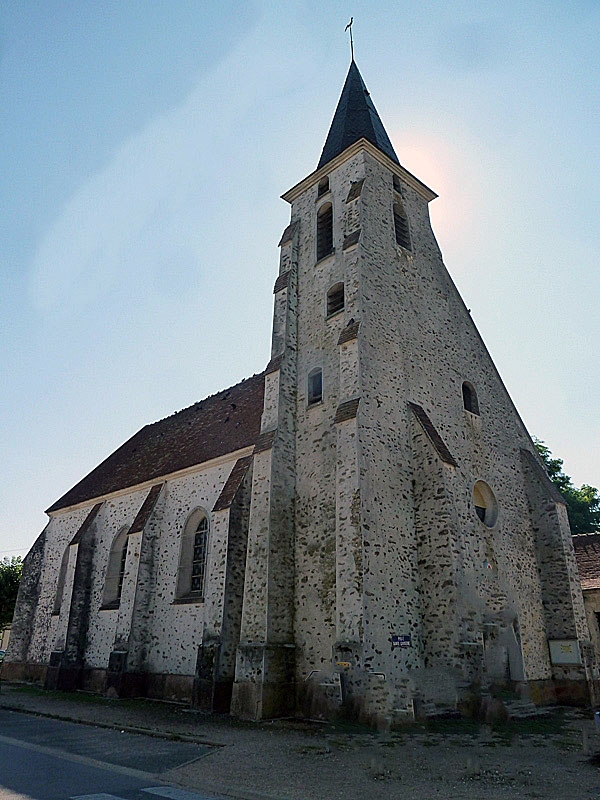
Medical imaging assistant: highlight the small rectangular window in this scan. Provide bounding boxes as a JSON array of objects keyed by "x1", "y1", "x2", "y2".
[
  {"x1": 317, "y1": 177, "x2": 329, "y2": 198},
  {"x1": 308, "y1": 369, "x2": 323, "y2": 406}
]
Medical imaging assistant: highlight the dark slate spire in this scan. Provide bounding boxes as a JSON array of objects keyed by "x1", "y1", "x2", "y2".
[{"x1": 317, "y1": 60, "x2": 400, "y2": 170}]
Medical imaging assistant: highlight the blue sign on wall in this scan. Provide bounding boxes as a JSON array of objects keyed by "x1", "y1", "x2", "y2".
[{"x1": 391, "y1": 634, "x2": 411, "y2": 649}]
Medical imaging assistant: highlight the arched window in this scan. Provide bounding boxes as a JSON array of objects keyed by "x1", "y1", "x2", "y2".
[
  {"x1": 393, "y1": 200, "x2": 411, "y2": 250},
  {"x1": 317, "y1": 176, "x2": 329, "y2": 198},
  {"x1": 317, "y1": 203, "x2": 333, "y2": 261},
  {"x1": 102, "y1": 526, "x2": 129, "y2": 608},
  {"x1": 176, "y1": 509, "x2": 210, "y2": 601},
  {"x1": 307, "y1": 368, "x2": 323, "y2": 406},
  {"x1": 327, "y1": 282, "x2": 344, "y2": 317},
  {"x1": 462, "y1": 381, "x2": 480, "y2": 415},
  {"x1": 52, "y1": 547, "x2": 70, "y2": 616},
  {"x1": 473, "y1": 481, "x2": 498, "y2": 528}
]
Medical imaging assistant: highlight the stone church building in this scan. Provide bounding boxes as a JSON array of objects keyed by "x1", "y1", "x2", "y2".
[{"x1": 6, "y1": 62, "x2": 594, "y2": 723}]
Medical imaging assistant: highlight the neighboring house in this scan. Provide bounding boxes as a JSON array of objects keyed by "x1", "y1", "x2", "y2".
[
  {"x1": 5, "y1": 60, "x2": 592, "y2": 724},
  {"x1": 573, "y1": 534, "x2": 600, "y2": 663}
]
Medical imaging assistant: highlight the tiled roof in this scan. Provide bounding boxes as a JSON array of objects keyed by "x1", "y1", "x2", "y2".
[
  {"x1": 47, "y1": 374, "x2": 265, "y2": 513},
  {"x1": 317, "y1": 61, "x2": 400, "y2": 170},
  {"x1": 573, "y1": 533, "x2": 600, "y2": 590},
  {"x1": 273, "y1": 271, "x2": 291, "y2": 293}
]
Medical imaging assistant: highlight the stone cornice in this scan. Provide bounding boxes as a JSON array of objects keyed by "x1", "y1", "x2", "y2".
[{"x1": 281, "y1": 139, "x2": 437, "y2": 204}]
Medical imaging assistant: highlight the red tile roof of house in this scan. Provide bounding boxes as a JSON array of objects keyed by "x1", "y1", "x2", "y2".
[
  {"x1": 47, "y1": 373, "x2": 265, "y2": 513},
  {"x1": 573, "y1": 533, "x2": 600, "y2": 590}
]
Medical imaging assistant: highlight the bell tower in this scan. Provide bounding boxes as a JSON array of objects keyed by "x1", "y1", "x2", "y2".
[{"x1": 231, "y1": 60, "x2": 591, "y2": 723}]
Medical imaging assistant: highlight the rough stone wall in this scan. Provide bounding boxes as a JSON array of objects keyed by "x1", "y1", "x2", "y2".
[
  {"x1": 232, "y1": 224, "x2": 298, "y2": 719},
  {"x1": 5, "y1": 528, "x2": 47, "y2": 666},
  {"x1": 410, "y1": 418, "x2": 459, "y2": 675},
  {"x1": 15, "y1": 455, "x2": 247, "y2": 691},
  {"x1": 267, "y1": 146, "x2": 597, "y2": 714},
  {"x1": 126, "y1": 490, "x2": 166, "y2": 672},
  {"x1": 353, "y1": 150, "x2": 581, "y2": 700},
  {"x1": 26, "y1": 507, "x2": 90, "y2": 664},
  {"x1": 521, "y1": 451, "x2": 590, "y2": 667},
  {"x1": 274, "y1": 146, "x2": 569, "y2": 715},
  {"x1": 62, "y1": 508, "x2": 99, "y2": 673},
  {"x1": 289, "y1": 153, "x2": 363, "y2": 682},
  {"x1": 217, "y1": 466, "x2": 253, "y2": 679},
  {"x1": 84, "y1": 492, "x2": 153, "y2": 668},
  {"x1": 141, "y1": 461, "x2": 245, "y2": 677}
]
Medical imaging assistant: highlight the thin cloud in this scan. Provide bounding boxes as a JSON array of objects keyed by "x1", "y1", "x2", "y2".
[{"x1": 29, "y1": 6, "x2": 312, "y2": 314}]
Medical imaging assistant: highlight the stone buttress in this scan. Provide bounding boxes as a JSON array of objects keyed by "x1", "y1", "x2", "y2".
[{"x1": 231, "y1": 222, "x2": 299, "y2": 719}]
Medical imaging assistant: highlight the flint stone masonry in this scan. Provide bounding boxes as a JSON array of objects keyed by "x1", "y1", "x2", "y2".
[{"x1": 9, "y1": 60, "x2": 595, "y2": 721}]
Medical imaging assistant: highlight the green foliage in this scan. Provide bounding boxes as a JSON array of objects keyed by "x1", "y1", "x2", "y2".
[
  {"x1": 0, "y1": 556, "x2": 22, "y2": 627},
  {"x1": 533, "y1": 438, "x2": 600, "y2": 534}
]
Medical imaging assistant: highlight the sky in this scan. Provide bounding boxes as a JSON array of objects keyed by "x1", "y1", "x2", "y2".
[{"x1": 1, "y1": 0, "x2": 599, "y2": 559}]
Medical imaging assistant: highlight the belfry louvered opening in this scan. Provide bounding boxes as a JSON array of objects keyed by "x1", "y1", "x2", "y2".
[
  {"x1": 317, "y1": 203, "x2": 333, "y2": 261},
  {"x1": 327, "y1": 282, "x2": 344, "y2": 317},
  {"x1": 393, "y1": 200, "x2": 411, "y2": 251}
]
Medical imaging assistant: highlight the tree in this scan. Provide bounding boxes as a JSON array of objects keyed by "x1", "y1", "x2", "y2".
[
  {"x1": 0, "y1": 557, "x2": 22, "y2": 628},
  {"x1": 533, "y1": 438, "x2": 600, "y2": 535}
]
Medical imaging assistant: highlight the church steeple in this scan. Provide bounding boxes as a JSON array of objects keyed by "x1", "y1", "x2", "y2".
[{"x1": 317, "y1": 60, "x2": 400, "y2": 170}]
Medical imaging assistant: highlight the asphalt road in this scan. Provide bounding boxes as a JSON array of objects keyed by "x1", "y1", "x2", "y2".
[{"x1": 0, "y1": 709, "x2": 222, "y2": 800}]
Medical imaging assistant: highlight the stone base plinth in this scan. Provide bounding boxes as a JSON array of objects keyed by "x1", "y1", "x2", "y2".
[{"x1": 231, "y1": 642, "x2": 295, "y2": 720}]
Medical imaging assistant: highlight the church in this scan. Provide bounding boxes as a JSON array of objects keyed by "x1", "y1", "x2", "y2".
[{"x1": 6, "y1": 61, "x2": 594, "y2": 724}]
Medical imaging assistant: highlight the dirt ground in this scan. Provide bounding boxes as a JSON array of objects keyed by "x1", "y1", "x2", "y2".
[{"x1": 2, "y1": 681, "x2": 600, "y2": 799}]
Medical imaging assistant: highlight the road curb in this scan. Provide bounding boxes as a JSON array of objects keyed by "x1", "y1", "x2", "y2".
[{"x1": 0, "y1": 701, "x2": 225, "y2": 748}]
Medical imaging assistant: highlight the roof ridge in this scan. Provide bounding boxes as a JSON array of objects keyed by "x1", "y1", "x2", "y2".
[
  {"x1": 149, "y1": 371, "x2": 265, "y2": 427},
  {"x1": 46, "y1": 372, "x2": 266, "y2": 513}
]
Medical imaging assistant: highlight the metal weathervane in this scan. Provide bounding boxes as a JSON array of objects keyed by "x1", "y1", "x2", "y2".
[{"x1": 345, "y1": 17, "x2": 354, "y2": 61}]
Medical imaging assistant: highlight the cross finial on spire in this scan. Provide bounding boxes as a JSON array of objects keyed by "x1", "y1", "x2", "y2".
[{"x1": 345, "y1": 17, "x2": 354, "y2": 61}]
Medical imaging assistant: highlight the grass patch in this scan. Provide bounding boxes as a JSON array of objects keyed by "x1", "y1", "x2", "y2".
[
  {"x1": 296, "y1": 744, "x2": 331, "y2": 755},
  {"x1": 490, "y1": 709, "x2": 567, "y2": 740},
  {"x1": 394, "y1": 716, "x2": 480, "y2": 737},
  {"x1": 10, "y1": 685, "x2": 110, "y2": 704}
]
